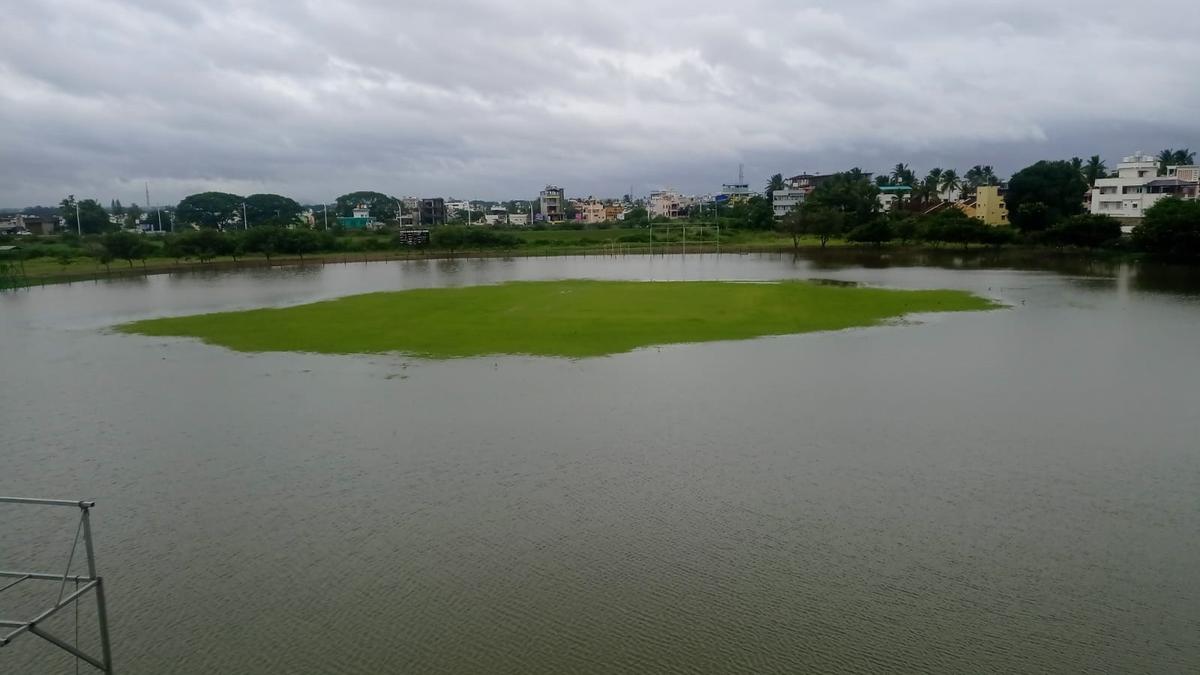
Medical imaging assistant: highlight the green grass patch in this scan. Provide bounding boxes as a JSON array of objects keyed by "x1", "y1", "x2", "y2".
[{"x1": 118, "y1": 280, "x2": 998, "y2": 359}]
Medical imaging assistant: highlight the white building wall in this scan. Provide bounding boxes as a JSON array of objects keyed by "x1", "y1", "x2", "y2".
[
  {"x1": 772, "y1": 189, "x2": 805, "y2": 217},
  {"x1": 1090, "y1": 153, "x2": 1170, "y2": 219}
]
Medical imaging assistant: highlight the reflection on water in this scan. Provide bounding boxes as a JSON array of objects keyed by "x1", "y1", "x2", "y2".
[{"x1": 2, "y1": 252, "x2": 1199, "y2": 674}]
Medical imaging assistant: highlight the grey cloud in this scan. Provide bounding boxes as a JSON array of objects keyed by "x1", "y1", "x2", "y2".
[{"x1": 1, "y1": 0, "x2": 1198, "y2": 206}]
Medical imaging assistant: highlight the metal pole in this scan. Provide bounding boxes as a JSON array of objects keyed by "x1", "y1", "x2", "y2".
[
  {"x1": 242, "y1": 202, "x2": 248, "y2": 230},
  {"x1": 28, "y1": 626, "x2": 107, "y2": 672},
  {"x1": 0, "y1": 497, "x2": 95, "y2": 508},
  {"x1": 81, "y1": 508, "x2": 113, "y2": 672},
  {"x1": 323, "y1": 204, "x2": 329, "y2": 230}
]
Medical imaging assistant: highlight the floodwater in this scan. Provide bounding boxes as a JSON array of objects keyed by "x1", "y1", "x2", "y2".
[{"x1": 2, "y1": 251, "x2": 1198, "y2": 674}]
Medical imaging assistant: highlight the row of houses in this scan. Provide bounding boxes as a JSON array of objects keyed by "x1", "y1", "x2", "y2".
[{"x1": 769, "y1": 153, "x2": 1200, "y2": 229}]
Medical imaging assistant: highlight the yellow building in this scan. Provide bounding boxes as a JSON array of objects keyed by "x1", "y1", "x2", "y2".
[{"x1": 972, "y1": 185, "x2": 1009, "y2": 225}]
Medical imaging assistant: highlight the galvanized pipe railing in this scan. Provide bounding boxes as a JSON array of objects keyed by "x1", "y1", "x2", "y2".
[{"x1": 0, "y1": 496, "x2": 114, "y2": 673}]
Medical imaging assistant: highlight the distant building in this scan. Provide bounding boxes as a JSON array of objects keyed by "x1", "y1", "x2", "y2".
[
  {"x1": 418, "y1": 198, "x2": 446, "y2": 226},
  {"x1": 508, "y1": 212, "x2": 530, "y2": 226},
  {"x1": 579, "y1": 200, "x2": 606, "y2": 224},
  {"x1": 1169, "y1": 165, "x2": 1200, "y2": 183},
  {"x1": 603, "y1": 204, "x2": 624, "y2": 222},
  {"x1": 772, "y1": 189, "x2": 806, "y2": 218},
  {"x1": 337, "y1": 203, "x2": 375, "y2": 230},
  {"x1": 720, "y1": 182, "x2": 752, "y2": 201},
  {"x1": 485, "y1": 205, "x2": 509, "y2": 226},
  {"x1": 786, "y1": 173, "x2": 836, "y2": 193},
  {"x1": 876, "y1": 185, "x2": 913, "y2": 213},
  {"x1": 540, "y1": 186, "x2": 565, "y2": 223},
  {"x1": 972, "y1": 185, "x2": 1009, "y2": 226},
  {"x1": 1090, "y1": 152, "x2": 1198, "y2": 223},
  {"x1": 649, "y1": 191, "x2": 684, "y2": 219}
]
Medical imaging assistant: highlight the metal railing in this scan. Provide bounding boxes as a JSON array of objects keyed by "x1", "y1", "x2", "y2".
[{"x1": 0, "y1": 497, "x2": 114, "y2": 673}]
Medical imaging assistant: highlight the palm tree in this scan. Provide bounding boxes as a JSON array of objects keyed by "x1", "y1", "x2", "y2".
[
  {"x1": 980, "y1": 165, "x2": 999, "y2": 186},
  {"x1": 1084, "y1": 155, "x2": 1107, "y2": 186},
  {"x1": 1158, "y1": 149, "x2": 1175, "y2": 176},
  {"x1": 919, "y1": 168, "x2": 944, "y2": 206},
  {"x1": 1070, "y1": 157, "x2": 1084, "y2": 177},
  {"x1": 874, "y1": 175, "x2": 891, "y2": 187},
  {"x1": 891, "y1": 163, "x2": 915, "y2": 186},
  {"x1": 939, "y1": 169, "x2": 961, "y2": 200},
  {"x1": 765, "y1": 173, "x2": 784, "y2": 201},
  {"x1": 1173, "y1": 148, "x2": 1195, "y2": 165}
]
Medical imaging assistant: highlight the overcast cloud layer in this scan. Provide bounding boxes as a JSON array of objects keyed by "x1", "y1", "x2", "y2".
[{"x1": 2, "y1": 0, "x2": 1198, "y2": 206}]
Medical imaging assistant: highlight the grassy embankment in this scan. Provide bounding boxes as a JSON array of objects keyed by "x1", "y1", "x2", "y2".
[
  {"x1": 5, "y1": 229, "x2": 819, "y2": 287},
  {"x1": 120, "y1": 279, "x2": 998, "y2": 359}
]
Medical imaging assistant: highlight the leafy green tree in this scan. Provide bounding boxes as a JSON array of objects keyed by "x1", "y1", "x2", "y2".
[
  {"x1": 1045, "y1": 213, "x2": 1122, "y2": 248},
  {"x1": 845, "y1": 217, "x2": 895, "y2": 246},
  {"x1": 894, "y1": 216, "x2": 919, "y2": 244},
  {"x1": 1070, "y1": 157, "x2": 1084, "y2": 177},
  {"x1": 124, "y1": 203, "x2": 144, "y2": 229},
  {"x1": 779, "y1": 204, "x2": 844, "y2": 249},
  {"x1": 1132, "y1": 198, "x2": 1200, "y2": 260},
  {"x1": 176, "y1": 229, "x2": 231, "y2": 262},
  {"x1": 432, "y1": 226, "x2": 467, "y2": 252},
  {"x1": 243, "y1": 226, "x2": 284, "y2": 261},
  {"x1": 244, "y1": 194, "x2": 303, "y2": 228},
  {"x1": 739, "y1": 195, "x2": 774, "y2": 230},
  {"x1": 1005, "y1": 160, "x2": 1087, "y2": 231},
  {"x1": 110, "y1": 199, "x2": 124, "y2": 216},
  {"x1": 937, "y1": 209, "x2": 991, "y2": 249},
  {"x1": 58, "y1": 197, "x2": 111, "y2": 234},
  {"x1": 806, "y1": 170, "x2": 880, "y2": 229},
  {"x1": 623, "y1": 206, "x2": 648, "y2": 227},
  {"x1": 336, "y1": 191, "x2": 398, "y2": 221},
  {"x1": 176, "y1": 192, "x2": 243, "y2": 229},
  {"x1": 101, "y1": 231, "x2": 154, "y2": 267},
  {"x1": 145, "y1": 209, "x2": 172, "y2": 231},
  {"x1": 1084, "y1": 155, "x2": 1107, "y2": 186},
  {"x1": 280, "y1": 228, "x2": 321, "y2": 260}
]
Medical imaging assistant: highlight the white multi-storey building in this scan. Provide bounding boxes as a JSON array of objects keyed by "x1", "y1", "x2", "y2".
[
  {"x1": 1090, "y1": 152, "x2": 1197, "y2": 222},
  {"x1": 484, "y1": 205, "x2": 509, "y2": 226},
  {"x1": 772, "y1": 189, "x2": 806, "y2": 217}
]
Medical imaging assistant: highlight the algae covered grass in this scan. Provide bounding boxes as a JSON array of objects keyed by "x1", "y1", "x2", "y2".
[{"x1": 119, "y1": 279, "x2": 998, "y2": 358}]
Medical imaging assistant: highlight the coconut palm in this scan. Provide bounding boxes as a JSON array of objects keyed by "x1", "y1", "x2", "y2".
[
  {"x1": 765, "y1": 173, "x2": 785, "y2": 201},
  {"x1": 1158, "y1": 149, "x2": 1176, "y2": 176},
  {"x1": 1070, "y1": 157, "x2": 1084, "y2": 176},
  {"x1": 939, "y1": 169, "x2": 961, "y2": 199},
  {"x1": 919, "y1": 168, "x2": 943, "y2": 206},
  {"x1": 891, "y1": 163, "x2": 915, "y2": 186},
  {"x1": 1173, "y1": 148, "x2": 1195, "y2": 165},
  {"x1": 1084, "y1": 155, "x2": 1107, "y2": 186}
]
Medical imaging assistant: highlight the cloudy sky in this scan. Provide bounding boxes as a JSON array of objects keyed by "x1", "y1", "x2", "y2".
[{"x1": 2, "y1": 0, "x2": 1198, "y2": 207}]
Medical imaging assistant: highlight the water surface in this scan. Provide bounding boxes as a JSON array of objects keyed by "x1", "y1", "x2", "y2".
[{"x1": 2, "y1": 251, "x2": 1198, "y2": 673}]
